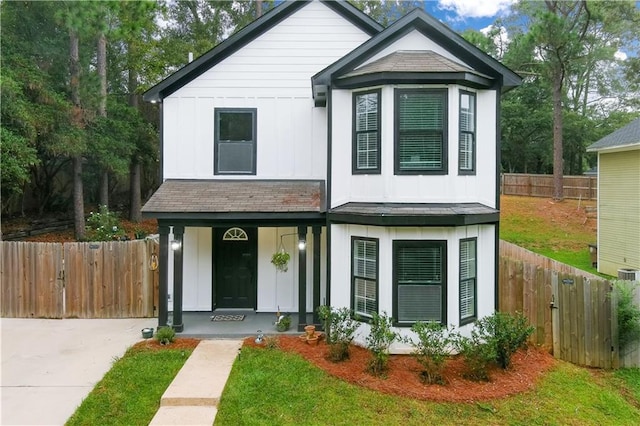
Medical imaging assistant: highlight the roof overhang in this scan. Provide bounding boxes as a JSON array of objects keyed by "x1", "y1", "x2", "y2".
[
  {"x1": 328, "y1": 202, "x2": 499, "y2": 226},
  {"x1": 587, "y1": 142, "x2": 640, "y2": 153},
  {"x1": 334, "y1": 71, "x2": 494, "y2": 90}
]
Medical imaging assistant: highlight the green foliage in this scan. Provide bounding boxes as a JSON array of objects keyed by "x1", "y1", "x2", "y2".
[
  {"x1": 66, "y1": 346, "x2": 192, "y2": 426},
  {"x1": 85, "y1": 205, "x2": 125, "y2": 241},
  {"x1": 473, "y1": 312, "x2": 534, "y2": 370},
  {"x1": 271, "y1": 251, "x2": 290, "y2": 272},
  {"x1": 456, "y1": 331, "x2": 497, "y2": 382},
  {"x1": 614, "y1": 281, "x2": 640, "y2": 350},
  {"x1": 155, "y1": 326, "x2": 176, "y2": 345},
  {"x1": 365, "y1": 312, "x2": 398, "y2": 376},
  {"x1": 317, "y1": 306, "x2": 360, "y2": 362},
  {"x1": 275, "y1": 314, "x2": 291, "y2": 332},
  {"x1": 409, "y1": 322, "x2": 457, "y2": 384}
]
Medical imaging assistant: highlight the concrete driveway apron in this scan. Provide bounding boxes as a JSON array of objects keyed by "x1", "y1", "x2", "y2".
[{"x1": 1, "y1": 318, "x2": 155, "y2": 425}]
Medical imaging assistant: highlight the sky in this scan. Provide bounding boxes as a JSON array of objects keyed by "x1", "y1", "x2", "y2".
[{"x1": 423, "y1": 0, "x2": 516, "y2": 31}]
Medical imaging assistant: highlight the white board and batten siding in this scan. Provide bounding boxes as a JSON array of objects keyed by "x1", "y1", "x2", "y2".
[
  {"x1": 162, "y1": 1, "x2": 372, "y2": 181},
  {"x1": 597, "y1": 149, "x2": 640, "y2": 276},
  {"x1": 330, "y1": 223, "x2": 496, "y2": 353},
  {"x1": 331, "y1": 85, "x2": 497, "y2": 208}
]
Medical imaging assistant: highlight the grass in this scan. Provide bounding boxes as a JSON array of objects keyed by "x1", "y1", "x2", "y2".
[
  {"x1": 65, "y1": 346, "x2": 193, "y2": 426},
  {"x1": 215, "y1": 347, "x2": 640, "y2": 425},
  {"x1": 615, "y1": 368, "x2": 640, "y2": 403}
]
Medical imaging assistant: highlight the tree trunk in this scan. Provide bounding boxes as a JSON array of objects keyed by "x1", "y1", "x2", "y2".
[
  {"x1": 97, "y1": 31, "x2": 109, "y2": 208},
  {"x1": 256, "y1": 0, "x2": 263, "y2": 18},
  {"x1": 127, "y1": 50, "x2": 142, "y2": 223},
  {"x1": 552, "y1": 68, "x2": 564, "y2": 201},
  {"x1": 70, "y1": 30, "x2": 85, "y2": 240}
]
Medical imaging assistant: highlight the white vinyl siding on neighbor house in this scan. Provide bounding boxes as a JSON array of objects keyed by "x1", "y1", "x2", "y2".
[
  {"x1": 162, "y1": 0, "x2": 371, "y2": 181},
  {"x1": 329, "y1": 224, "x2": 496, "y2": 352},
  {"x1": 331, "y1": 86, "x2": 497, "y2": 208},
  {"x1": 597, "y1": 149, "x2": 640, "y2": 276}
]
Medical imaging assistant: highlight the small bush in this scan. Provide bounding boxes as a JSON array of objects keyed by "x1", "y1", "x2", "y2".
[
  {"x1": 474, "y1": 311, "x2": 534, "y2": 369},
  {"x1": 317, "y1": 306, "x2": 360, "y2": 362},
  {"x1": 456, "y1": 332, "x2": 496, "y2": 381},
  {"x1": 365, "y1": 312, "x2": 398, "y2": 376},
  {"x1": 85, "y1": 205, "x2": 125, "y2": 241},
  {"x1": 264, "y1": 335, "x2": 280, "y2": 349},
  {"x1": 155, "y1": 326, "x2": 176, "y2": 345},
  {"x1": 615, "y1": 280, "x2": 640, "y2": 350},
  {"x1": 409, "y1": 322, "x2": 456, "y2": 384}
]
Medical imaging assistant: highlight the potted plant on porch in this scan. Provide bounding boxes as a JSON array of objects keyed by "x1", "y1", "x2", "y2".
[{"x1": 271, "y1": 250, "x2": 290, "y2": 272}]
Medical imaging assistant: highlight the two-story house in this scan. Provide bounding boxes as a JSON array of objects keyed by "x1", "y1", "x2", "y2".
[{"x1": 142, "y1": 0, "x2": 520, "y2": 348}]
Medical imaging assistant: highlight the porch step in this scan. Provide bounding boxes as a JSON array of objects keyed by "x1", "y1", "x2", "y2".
[{"x1": 149, "y1": 339, "x2": 242, "y2": 425}]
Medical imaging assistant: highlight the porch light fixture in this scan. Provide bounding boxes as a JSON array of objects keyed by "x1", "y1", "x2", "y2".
[
  {"x1": 298, "y1": 238, "x2": 306, "y2": 251},
  {"x1": 170, "y1": 240, "x2": 181, "y2": 251}
]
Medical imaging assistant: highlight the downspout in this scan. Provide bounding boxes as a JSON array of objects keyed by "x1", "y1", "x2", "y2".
[{"x1": 325, "y1": 87, "x2": 332, "y2": 308}]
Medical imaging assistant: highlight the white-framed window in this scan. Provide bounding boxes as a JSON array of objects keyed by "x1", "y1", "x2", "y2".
[
  {"x1": 353, "y1": 90, "x2": 381, "y2": 173},
  {"x1": 459, "y1": 238, "x2": 477, "y2": 324},
  {"x1": 214, "y1": 108, "x2": 256, "y2": 175},
  {"x1": 393, "y1": 240, "x2": 447, "y2": 325},
  {"x1": 459, "y1": 91, "x2": 476, "y2": 174},
  {"x1": 222, "y1": 227, "x2": 249, "y2": 241},
  {"x1": 395, "y1": 89, "x2": 447, "y2": 174},
  {"x1": 352, "y1": 237, "x2": 378, "y2": 318}
]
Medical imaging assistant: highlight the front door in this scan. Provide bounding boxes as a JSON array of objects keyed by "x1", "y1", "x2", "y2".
[{"x1": 214, "y1": 227, "x2": 257, "y2": 309}]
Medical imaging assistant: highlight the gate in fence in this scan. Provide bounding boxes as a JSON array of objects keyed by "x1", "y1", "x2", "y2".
[{"x1": 1, "y1": 240, "x2": 159, "y2": 319}]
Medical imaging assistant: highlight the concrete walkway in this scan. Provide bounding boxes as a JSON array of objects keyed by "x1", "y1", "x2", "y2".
[
  {"x1": 1, "y1": 317, "x2": 155, "y2": 425},
  {"x1": 149, "y1": 339, "x2": 242, "y2": 425}
]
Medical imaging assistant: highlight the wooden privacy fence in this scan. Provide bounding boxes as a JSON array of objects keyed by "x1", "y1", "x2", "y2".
[
  {"x1": 1, "y1": 239, "x2": 159, "y2": 319},
  {"x1": 501, "y1": 173, "x2": 597, "y2": 200},
  {"x1": 499, "y1": 240, "x2": 618, "y2": 369}
]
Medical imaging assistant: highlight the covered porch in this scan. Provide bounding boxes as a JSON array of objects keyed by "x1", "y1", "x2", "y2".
[{"x1": 142, "y1": 179, "x2": 327, "y2": 333}]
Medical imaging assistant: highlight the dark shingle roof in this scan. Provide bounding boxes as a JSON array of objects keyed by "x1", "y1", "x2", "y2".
[
  {"x1": 587, "y1": 118, "x2": 640, "y2": 151},
  {"x1": 340, "y1": 50, "x2": 490, "y2": 78},
  {"x1": 142, "y1": 180, "x2": 325, "y2": 216}
]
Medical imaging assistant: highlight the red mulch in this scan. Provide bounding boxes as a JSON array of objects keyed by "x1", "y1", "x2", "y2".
[
  {"x1": 131, "y1": 337, "x2": 200, "y2": 352},
  {"x1": 244, "y1": 336, "x2": 556, "y2": 403}
]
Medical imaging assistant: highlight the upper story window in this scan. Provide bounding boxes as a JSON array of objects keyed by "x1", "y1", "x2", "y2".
[
  {"x1": 214, "y1": 108, "x2": 256, "y2": 175},
  {"x1": 393, "y1": 240, "x2": 447, "y2": 325},
  {"x1": 395, "y1": 89, "x2": 448, "y2": 175},
  {"x1": 459, "y1": 91, "x2": 476, "y2": 174},
  {"x1": 353, "y1": 90, "x2": 381, "y2": 174}
]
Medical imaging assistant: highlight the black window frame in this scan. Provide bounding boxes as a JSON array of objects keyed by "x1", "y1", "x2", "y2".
[
  {"x1": 458, "y1": 90, "x2": 476, "y2": 175},
  {"x1": 352, "y1": 89, "x2": 382, "y2": 174},
  {"x1": 394, "y1": 88, "x2": 448, "y2": 175},
  {"x1": 350, "y1": 236, "x2": 379, "y2": 319},
  {"x1": 392, "y1": 240, "x2": 447, "y2": 326},
  {"x1": 214, "y1": 108, "x2": 257, "y2": 175},
  {"x1": 459, "y1": 237, "x2": 477, "y2": 325}
]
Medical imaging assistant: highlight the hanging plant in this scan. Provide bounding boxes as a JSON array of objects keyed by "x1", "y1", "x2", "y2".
[{"x1": 271, "y1": 250, "x2": 291, "y2": 272}]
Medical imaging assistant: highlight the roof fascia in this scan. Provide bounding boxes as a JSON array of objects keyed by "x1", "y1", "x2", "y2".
[
  {"x1": 587, "y1": 142, "x2": 640, "y2": 153},
  {"x1": 143, "y1": 0, "x2": 383, "y2": 103},
  {"x1": 327, "y1": 211, "x2": 499, "y2": 226},
  {"x1": 334, "y1": 71, "x2": 493, "y2": 89},
  {"x1": 312, "y1": 8, "x2": 521, "y2": 92}
]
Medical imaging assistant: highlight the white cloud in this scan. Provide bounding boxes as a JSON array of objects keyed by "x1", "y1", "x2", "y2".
[
  {"x1": 438, "y1": 0, "x2": 517, "y2": 19},
  {"x1": 480, "y1": 24, "x2": 510, "y2": 58},
  {"x1": 614, "y1": 50, "x2": 627, "y2": 61}
]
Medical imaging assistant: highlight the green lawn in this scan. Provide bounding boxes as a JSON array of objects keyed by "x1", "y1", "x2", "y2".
[
  {"x1": 216, "y1": 346, "x2": 640, "y2": 425},
  {"x1": 66, "y1": 346, "x2": 193, "y2": 426}
]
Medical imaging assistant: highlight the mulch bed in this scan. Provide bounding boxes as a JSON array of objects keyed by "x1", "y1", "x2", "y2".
[
  {"x1": 244, "y1": 336, "x2": 556, "y2": 403},
  {"x1": 131, "y1": 337, "x2": 201, "y2": 352}
]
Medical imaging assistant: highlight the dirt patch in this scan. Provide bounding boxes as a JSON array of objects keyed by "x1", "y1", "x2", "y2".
[
  {"x1": 19, "y1": 218, "x2": 158, "y2": 243},
  {"x1": 131, "y1": 337, "x2": 200, "y2": 352},
  {"x1": 244, "y1": 336, "x2": 556, "y2": 402}
]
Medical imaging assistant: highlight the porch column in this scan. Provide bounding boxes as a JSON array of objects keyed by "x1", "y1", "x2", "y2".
[
  {"x1": 158, "y1": 225, "x2": 170, "y2": 328},
  {"x1": 298, "y1": 225, "x2": 308, "y2": 331},
  {"x1": 172, "y1": 225, "x2": 184, "y2": 332},
  {"x1": 312, "y1": 226, "x2": 321, "y2": 324}
]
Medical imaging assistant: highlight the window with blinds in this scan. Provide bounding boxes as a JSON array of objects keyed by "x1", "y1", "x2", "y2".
[
  {"x1": 459, "y1": 238, "x2": 477, "y2": 323},
  {"x1": 395, "y1": 89, "x2": 447, "y2": 174},
  {"x1": 459, "y1": 92, "x2": 476, "y2": 174},
  {"x1": 352, "y1": 237, "x2": 378, "y2": 318},
  {"x1": 353, "y1": 91, "x2": 381, "y2": 173},
  {"x1": 393, "y1": 240, "x2": 447, "y2": 324},
  {"x1": 214, "y1": 108, "x2": 256, "y2": 175}
]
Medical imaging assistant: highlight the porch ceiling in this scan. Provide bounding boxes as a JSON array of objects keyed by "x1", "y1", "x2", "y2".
[
  {"x1": 328, "y1": 202, "x2": 499, "y2": 226},
  {"x1": 142, "y1": 179, "x2": 326, "y2": 222}
]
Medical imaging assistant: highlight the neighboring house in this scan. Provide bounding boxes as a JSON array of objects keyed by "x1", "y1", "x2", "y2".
[
  {"x1": 587, "y1": 118, "x2": 640, "y2": 278},
  {"x1": 142, "y1": 0, "x2": 521, "y2": 347}
]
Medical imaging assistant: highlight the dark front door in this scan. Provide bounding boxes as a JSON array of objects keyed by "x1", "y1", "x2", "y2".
[{"x1": 215, "y1": 227, "x2": 257, "y2": 309}]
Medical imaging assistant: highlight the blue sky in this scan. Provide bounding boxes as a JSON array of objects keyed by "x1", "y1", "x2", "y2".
[{"x1": 422, "y1": 0, "x2": 515, "y2": 31}]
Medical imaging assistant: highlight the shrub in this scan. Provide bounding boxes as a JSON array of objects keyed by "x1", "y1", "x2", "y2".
[
  {"x1": 409, "y1": 322, "x2": 456, "y2": 384},
  {"x1": 473, "y1": 311, "x2": 534, "y2": 369},
  {"x1": 317, "y1": 306, "x2": 360, "y2": 362},
  {"x1": 85, "y1": 205, "x2": 125, "y2": 241},
  {"x1": 614, "y1": 280, "x2": 640, "y2": 350},
  {"x1": 455, "y1": 331, "x2": 496, "y2": 381},
  {"x1": 155, "y1": 326, "x2": 176, "y2": 345},
  {"x1": 365, "y1": 312, "x2": 398, "y2": 376}
]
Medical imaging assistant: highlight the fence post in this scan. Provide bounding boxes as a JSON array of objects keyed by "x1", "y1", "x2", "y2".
[
  {"x1": 551, "y1": 271, "x2": 560, "y2": 358},
  {"x1": 610, "y1": 282, "x2": 620, "y2": 369}
]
